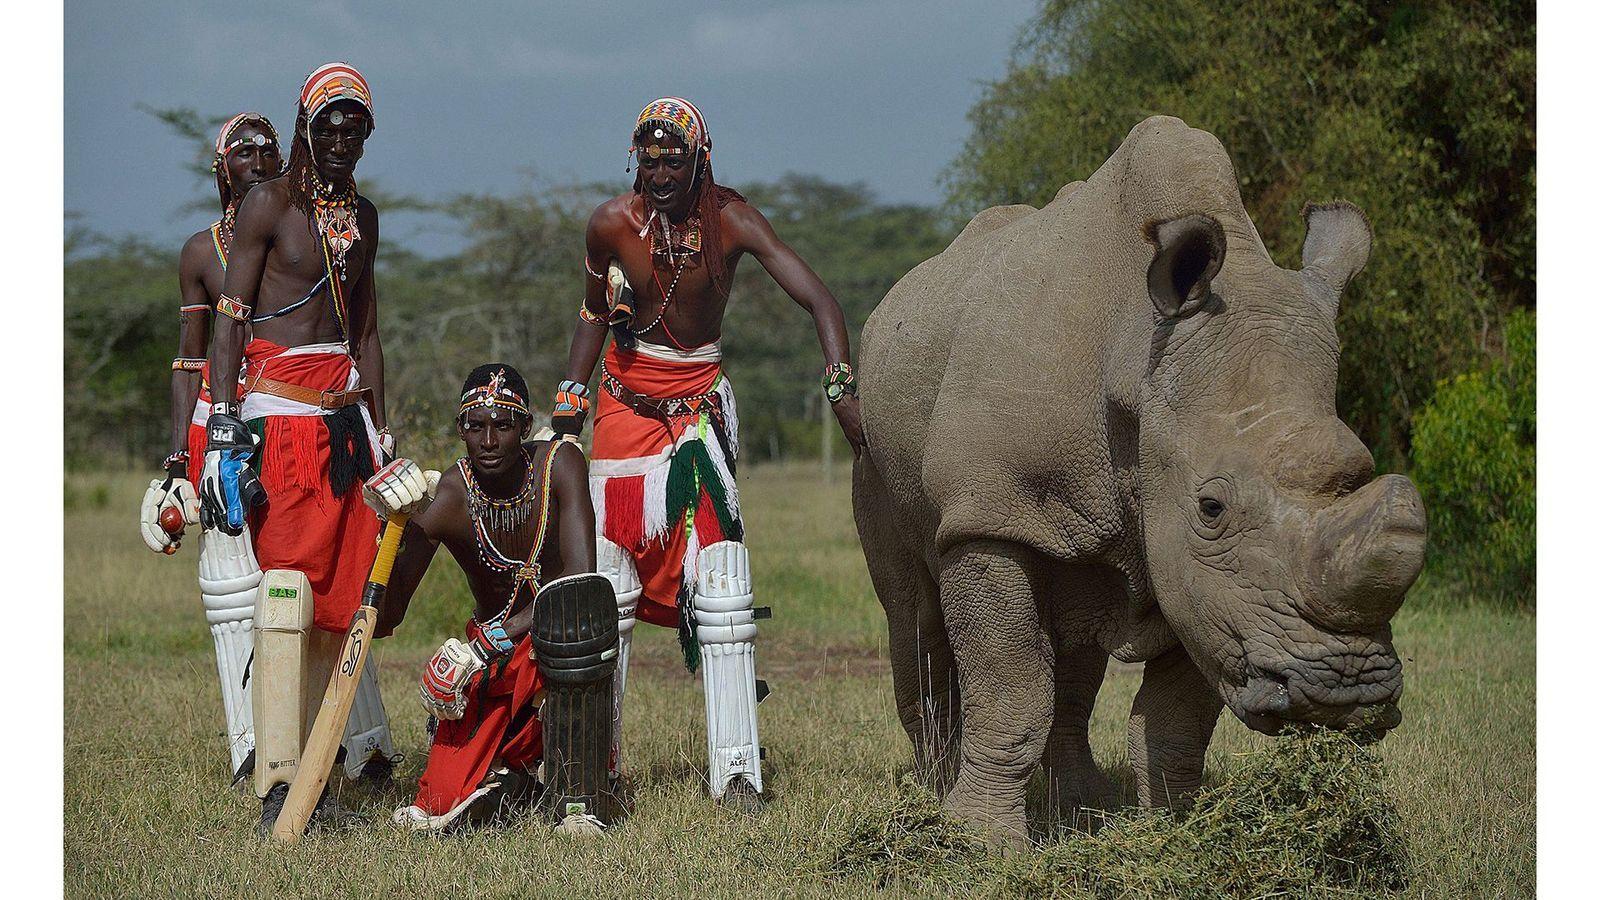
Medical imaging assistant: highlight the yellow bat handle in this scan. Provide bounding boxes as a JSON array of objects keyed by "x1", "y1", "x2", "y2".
[{"x1": 368, "y1": 512, "x2": 408, "y2": 589}]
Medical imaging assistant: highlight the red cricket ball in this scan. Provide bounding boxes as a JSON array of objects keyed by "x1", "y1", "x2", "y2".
[{"x1": 159, "y1": 506, "x2": 186, "y2": 536}]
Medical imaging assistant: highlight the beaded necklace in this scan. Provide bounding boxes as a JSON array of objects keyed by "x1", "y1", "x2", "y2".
[
  {"x1": 458, "y1": 449, "x2": 536, "y2": 534},
  {"x1": 303, "y1": 168, "x2": 359, "y2": 342},
  {"x1": 457, "y1": 442, "x2": 562, "y2": 621}
]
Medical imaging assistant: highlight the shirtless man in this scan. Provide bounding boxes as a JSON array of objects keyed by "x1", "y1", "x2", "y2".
[
  {"x1": 553, "y1": 97, "x2": 864, "y2": 810},
  {"x1": 201, "y1": 62, "x2": 396, "y2": 830},
  {"x1": 138, "y1": 111, "x2": 396, "y2": 789},
  {"x1": 368, "y1": 364, "x2": 615, "y2": 833}
]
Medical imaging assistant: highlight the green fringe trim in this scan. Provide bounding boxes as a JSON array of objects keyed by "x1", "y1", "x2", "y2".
[
  {"x1": 663, "y1": 437, "x2": 742, "y2": 539},
  {"x1": 677, "y1": 585, "x2": 700, "y2": 673}
]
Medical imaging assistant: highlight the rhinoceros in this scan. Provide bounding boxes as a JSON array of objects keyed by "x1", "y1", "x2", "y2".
[{"x1": 852, "y1": 116, "x2": 1426, "y2": 846}]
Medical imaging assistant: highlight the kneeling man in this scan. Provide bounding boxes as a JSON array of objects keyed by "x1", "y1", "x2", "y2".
[{"x1": 371, "y1": 365, "x2": 618, "y2": 832}]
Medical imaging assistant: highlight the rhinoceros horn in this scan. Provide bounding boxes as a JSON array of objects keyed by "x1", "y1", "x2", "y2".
[{"x1": 1300, "y1": 474, "x2": 1428, "y2": 632}]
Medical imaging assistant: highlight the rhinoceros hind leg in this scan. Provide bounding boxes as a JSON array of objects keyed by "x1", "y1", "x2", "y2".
[
  {"x1": 937, "y1": 539, "x2": 1053, "y2": 849},
  {"x1": 1127, "y1": 647, "x2": 1222, "y2": 809},
  {"x1": 853, "y1": 457, "x2": 960, "y2": 793},
  {"x1": 1043, "y1": 645, "x2": 1114, "y2": 831}
]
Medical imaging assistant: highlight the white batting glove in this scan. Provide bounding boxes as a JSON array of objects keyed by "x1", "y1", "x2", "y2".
[
  {"x1": 139, "y1": 476, "x2": 201, "y2": 554},
  {"x1": 362, "y1": 458, "x2": 440, "y2": 519}
]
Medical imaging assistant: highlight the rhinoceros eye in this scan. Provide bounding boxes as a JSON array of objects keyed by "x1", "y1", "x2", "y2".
[{"x1": 1198, "y1": 497, "x2": 1226, "y2": 523}]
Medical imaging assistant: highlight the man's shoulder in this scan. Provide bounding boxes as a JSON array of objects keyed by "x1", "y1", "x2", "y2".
[
  {"x1": 180, "y1": 227, "x2": 216, "y2": 263},
  {"x1": 589, "y1": 194, "x2": 638, "y2": 233},
  {"x1": 525, "y1": 438, "x2": 589, "y2": 475}
]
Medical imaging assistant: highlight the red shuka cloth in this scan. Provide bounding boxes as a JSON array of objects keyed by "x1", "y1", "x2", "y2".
[
  {"x1": 591, "y1": 344, "x2": 725, "y2": 628},
  {"x1": 218, "y1": 339, "x2": 382, "y2": 633},
  {"x1": 413, "y1": 632, "x2": 544, "y2": 816}
]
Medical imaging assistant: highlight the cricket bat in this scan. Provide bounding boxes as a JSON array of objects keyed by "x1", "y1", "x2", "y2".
[{"x1": 271, "y1": 512, "x2": 409, "y2": 842}]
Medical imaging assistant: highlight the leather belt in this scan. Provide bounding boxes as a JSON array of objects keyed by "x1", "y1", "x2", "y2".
[
  {"x1": 599, "y1": 361, "x2": 721, "y2": 428},
  {"x1": 244, "y1": 374, "x2": 372, "y2": 411}
]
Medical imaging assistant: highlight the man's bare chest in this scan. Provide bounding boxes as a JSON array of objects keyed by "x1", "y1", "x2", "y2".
[{"x1": 268, "y1": 215, "x2": 368, "y2": 288}]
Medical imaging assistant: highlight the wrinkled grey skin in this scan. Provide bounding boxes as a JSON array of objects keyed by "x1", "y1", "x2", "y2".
[{"x1": 852, "y1": 116, "x2": 1426, "y2": 847}]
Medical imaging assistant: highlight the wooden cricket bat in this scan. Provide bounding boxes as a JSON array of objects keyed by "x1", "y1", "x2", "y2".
[{"x1": 272, "y1": 512, "x2": 409, "y2": 842}]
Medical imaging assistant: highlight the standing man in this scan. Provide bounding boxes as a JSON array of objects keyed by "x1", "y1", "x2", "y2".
[
  {"x1": 137, "y1": 112, "x2": 396, "y2": 787},
  {"x1": 201, "y1": 62, "x2": 396, "y2": 831},
  {"x1": 367, "y1": 364, "x2": 614, "y2": 833},
  {"x1": 553, "y1": 97, "x2": 865, "y2": 811}
]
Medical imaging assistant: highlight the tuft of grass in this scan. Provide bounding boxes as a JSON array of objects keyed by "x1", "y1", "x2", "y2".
[
  {"x1": 817, "y1": 774, "x2": 993, "y2": 891},
  {"x1": 823, "y1": 730, "x2": 1410, "y2": 899}
]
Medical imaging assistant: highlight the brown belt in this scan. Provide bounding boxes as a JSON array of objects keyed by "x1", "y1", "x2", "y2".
[
  {"x1": 599, "y1": 361, "x2": 722, "y2": 427},
  {"x1": 244, "y1": 374, "x2": 372, "y2": 410}
]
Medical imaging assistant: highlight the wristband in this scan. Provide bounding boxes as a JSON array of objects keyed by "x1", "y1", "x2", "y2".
[
  {"x1": 578, "y1": 301, "x2": 607, "y2": 327},
  {"x1": 162, "y1": 449, "x2": 190, "y2": 480},
  {"x1": 822, "y1": 362, "x2": 858, "y2": 403},
  {"x1": 172, "y1": 358, "x2": 205, "y2": 372}
]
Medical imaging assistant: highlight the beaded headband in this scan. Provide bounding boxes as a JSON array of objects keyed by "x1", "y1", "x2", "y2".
[
  {"x1": 212, "y1": 112, "x2": 279, "y2": 173},
  {"x1": 458, "y1": 368, "x2": 530, "y2": 420}
]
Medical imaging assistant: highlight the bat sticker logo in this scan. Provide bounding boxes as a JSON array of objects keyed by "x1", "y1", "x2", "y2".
[{"x1": 341, "y1": 625, "x2": 367, "y2": 677}]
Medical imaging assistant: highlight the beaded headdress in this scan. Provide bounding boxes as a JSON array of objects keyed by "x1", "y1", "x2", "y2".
[
  {"x1": 630, "y1": 96, "x2": 710, "y2": 166},
  {"x1": 458, "y1": 368, "x2": 530, "y2": 421},
  {"x1": 211, "y1": 112, "x2": 279, "y2": 174},
  {"x1": 299, "y1": 62, "x2": 375, "y2": 136}
]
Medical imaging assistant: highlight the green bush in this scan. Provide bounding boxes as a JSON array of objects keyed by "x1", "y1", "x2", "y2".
[{"x1": 1409, "y1": 309, "x2": 1534, "y2": 606}]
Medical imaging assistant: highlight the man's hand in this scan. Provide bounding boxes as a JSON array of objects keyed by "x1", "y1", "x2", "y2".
[
  {"x1": 199, "y1": 412, "x2": 265, "y2": 535},
  {"x1": 831, "y1": 394, "x2": 866, "y2": 458},
  {"x1": 362, "y1": 458, "x2": 440, "y2": 519},
  {"x1": 418, "y1": 638, "x2": 486, "y2": 720},
  {"x1": 138, "y1": 475, "x2": 200, "y2": 554}
]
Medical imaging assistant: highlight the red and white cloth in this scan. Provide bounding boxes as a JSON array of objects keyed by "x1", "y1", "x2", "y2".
[
  {"x1": 196, "y1": 338, "x2": 383, "y2": 633},
  {"x1": 589, "y1": 338, "x2": 741, "y2": 629}
]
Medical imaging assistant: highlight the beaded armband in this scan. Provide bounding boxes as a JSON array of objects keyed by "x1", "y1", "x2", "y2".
[
  {"x1": 822, "y1": 362, "x2": 858, "y2": 403},
  {"x1": 172, "y1": 357, "x2": 205, "y2": 372},
  {"x1": 554, "y1": 380, "x2": 591, "y2": 413},
  {"x1": 467, "y1": 616, "x2": 515, "y2": 659},
  {"x1": 162, "y1": 449, "x2": 190, "y2": 475},
  {"x1": 216, "y1": 293, "x2": 252, "y2": 322},
  {"x1": 583, "y1": 255, "x2": 605, "y2": 281},
  {"x1": 577, "y1": 301, "x2": 607, "y2": 327}
]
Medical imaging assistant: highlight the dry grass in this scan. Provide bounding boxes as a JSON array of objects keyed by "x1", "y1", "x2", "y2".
[{"x1": 64, "y1": 464, "x2": 1533, "y2": 898}]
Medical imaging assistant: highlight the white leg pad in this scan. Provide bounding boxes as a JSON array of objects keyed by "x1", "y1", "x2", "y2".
[
  {"x1": 251, "y1": 569, "x2": 312, "y2": 798},
  {"x1": 343, "y1": 653, "x2": 396, "y2": 777},
  {"x1": 694, "y1": 540, "x2": 762, "y2": 797},
  {"x1": 598, "y1": 537, "x2": 641, "y2": 776},
  {"x1": 197, "y1": 527, "x2": 262, "y2": 775}
]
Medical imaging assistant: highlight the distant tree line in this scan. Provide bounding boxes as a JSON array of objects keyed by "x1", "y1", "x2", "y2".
[{"x1": 63, "y1": 173, "x2": 955, "y2": 470}]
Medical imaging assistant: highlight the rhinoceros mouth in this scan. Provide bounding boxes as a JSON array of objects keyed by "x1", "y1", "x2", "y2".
[{"x1": 1224, "y1": 654, "x2": 1403, "y2": 738}]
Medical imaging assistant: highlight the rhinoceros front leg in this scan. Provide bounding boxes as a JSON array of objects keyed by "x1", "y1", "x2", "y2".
[
  {"x1": 1043, "y1": 645, "x2": 1114, "y2": 829},
  {"x1": 1127, "y1": 646, "x2": 1222, "y2": 809},
  {"x1": 938, "y1": 539, "x2": 1053, "y2": 848},
  {"x1": 854, "y1": 457, "x2": 960, "y2": 793}
]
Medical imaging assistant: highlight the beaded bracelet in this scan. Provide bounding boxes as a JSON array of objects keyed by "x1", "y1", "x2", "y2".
[
  {"x1": 577, "y1": 301, "x2": 607, "y2": 327},
  {"x1": 172, "y1": 357, "x2": 205, "y2": 372},
  {"x1": 822, "y1": 362, "x2": 858, "y2": 403}
]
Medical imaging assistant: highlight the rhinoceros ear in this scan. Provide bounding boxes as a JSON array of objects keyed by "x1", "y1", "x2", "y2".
[
  {"x1": 1300, "y1": 201, "x2": 1371, "y2": 295},
  {"x1": 1143, "y1": 214, "x2": 1226, "y2": 319}
]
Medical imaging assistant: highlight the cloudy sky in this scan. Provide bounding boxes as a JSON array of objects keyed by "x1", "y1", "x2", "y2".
[{"x1": 66, "y1": 0, "x2": 1038, "y2": 253}]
